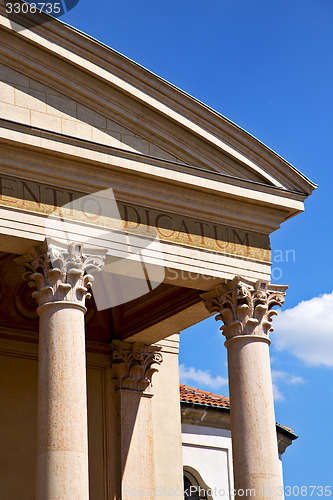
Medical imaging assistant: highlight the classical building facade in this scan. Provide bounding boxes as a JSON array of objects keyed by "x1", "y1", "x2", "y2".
[{"x1": 0, "y1": 6, "x2": 315, "y2": 500}]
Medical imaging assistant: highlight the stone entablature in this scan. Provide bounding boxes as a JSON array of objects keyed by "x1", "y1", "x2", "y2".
[{"x1": 0, "y1": 173, "x2": 270, "y2": 261}]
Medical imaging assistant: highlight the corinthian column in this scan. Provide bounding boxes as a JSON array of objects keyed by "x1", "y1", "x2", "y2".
[
  {"x1": 16, "y1": 239, "x2": 105, "y2": 500},
  {"x1": 111, "y1": 340, "x2": 163, "y2": 499},
  {"x1": 202, "y1": 277, "x2": 287, "y2": 500}
]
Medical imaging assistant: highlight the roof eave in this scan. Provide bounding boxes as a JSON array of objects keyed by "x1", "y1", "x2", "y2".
[{"x1": 0, "y1": 6, "x2": 316, "y2": 197}]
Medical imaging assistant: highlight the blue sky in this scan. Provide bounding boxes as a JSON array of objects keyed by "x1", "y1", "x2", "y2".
[{"x1": 59, "y1": 0, "x2": 333, "y2": 492}]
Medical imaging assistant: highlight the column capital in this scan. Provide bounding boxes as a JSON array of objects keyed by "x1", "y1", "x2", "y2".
[
  {"x1": 15, "y1": 238, "x2": 106, "y2": 309},
  {"x1": 111, "y1": 340, "x2": 163, "y2": 393},
  {"x1": 201, "y1": 276, "x2": 287, "y2": 342}
]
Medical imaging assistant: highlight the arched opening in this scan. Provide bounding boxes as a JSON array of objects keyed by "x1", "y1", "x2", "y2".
[{"x1": 183, "y1": 469, "x2": 208, "y2": 499}]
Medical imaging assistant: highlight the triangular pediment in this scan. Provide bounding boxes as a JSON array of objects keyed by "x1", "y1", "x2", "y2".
[
  {"x1": 0, "y1": 7, "x2": 316, "y2": 196},
  {"x1": 0, "y1": 61, "x2": 184, "y2": 163}
]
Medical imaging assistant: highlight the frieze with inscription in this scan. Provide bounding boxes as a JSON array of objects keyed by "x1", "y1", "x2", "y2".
[{"x1": 0, "y1": 174, "x2": 270, "y2": 261}]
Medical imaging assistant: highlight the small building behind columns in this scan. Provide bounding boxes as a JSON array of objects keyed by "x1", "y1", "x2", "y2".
[
  {"x1": 180, "y1": 385, "x2": 298, "y2": 499},
  {"x1": 0, "y1": 6, "x2": 316, "y2": 500}
]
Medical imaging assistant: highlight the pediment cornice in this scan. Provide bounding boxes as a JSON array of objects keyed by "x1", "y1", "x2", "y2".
[
  {"x1": 0, "y1": 7, "x2": 316, "y2": 197},
  {"x1": 0, "y1": 119, "x2": 306, "y2": 234}
]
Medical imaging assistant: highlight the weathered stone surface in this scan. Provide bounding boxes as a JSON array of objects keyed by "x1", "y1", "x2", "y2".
[
  {"x1": 16, "y1": 239, "x2": 105, "y2": 500},
  {"x1": 202, "y1": 277, "x2": 287, "y2": 500},
  {"x1": 111, "y1": 340, "x2": 163, "y2": 499}
]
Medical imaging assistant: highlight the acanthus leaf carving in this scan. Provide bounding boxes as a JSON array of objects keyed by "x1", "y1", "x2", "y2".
[
  {"x1": 111, "y1": 340, "x2": 163, "y2": 393},
  {"x1": 201, "y1": 276, "x2": 287, "y2": 341},
  {"x1": 15, "y1": 238, "x2": 106, "y2": 308}
]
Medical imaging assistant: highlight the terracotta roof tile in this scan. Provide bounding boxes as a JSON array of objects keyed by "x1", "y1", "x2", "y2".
[
  {"x1": 180, "y1": 384, "x2": 230, "y2": 409},
  {"x1": 179, "y1": 384, "x2": 297, "y2": 438},
  {"x1": 277, "y1": 423, "x2": 296, "y2": 436}
]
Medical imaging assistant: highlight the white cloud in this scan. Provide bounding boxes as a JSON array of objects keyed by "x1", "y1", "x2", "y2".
[
  {"x1": 272, "y1": 370, "x2": 304, "y2": 385},
  {"x1": 271, "y1": 369, "x2": 304, "y2": 402},
  {"x1": 179, "y1": 364, "x2": 228, "y2": 390},
  {"x1": 272, "y1": 383, "x2": 285, "y2": 402},
  {"x1": 179, "y1": 364, "x2": 302, "y2": 401},
  {"x1": 273, "y1": 291, "x2": 333, "y2": 367}
]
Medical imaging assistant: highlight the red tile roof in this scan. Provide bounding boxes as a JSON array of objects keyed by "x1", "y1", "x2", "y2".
[
  {"x1": 180, "y1": 384, "x2": 297, "y2": 438},
  {"x1": 277, "y1": 424, "x2": 295, "y2": 435},
  {"x1": 180, "y1": 384, "x2": 230, "y2": 409}
]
